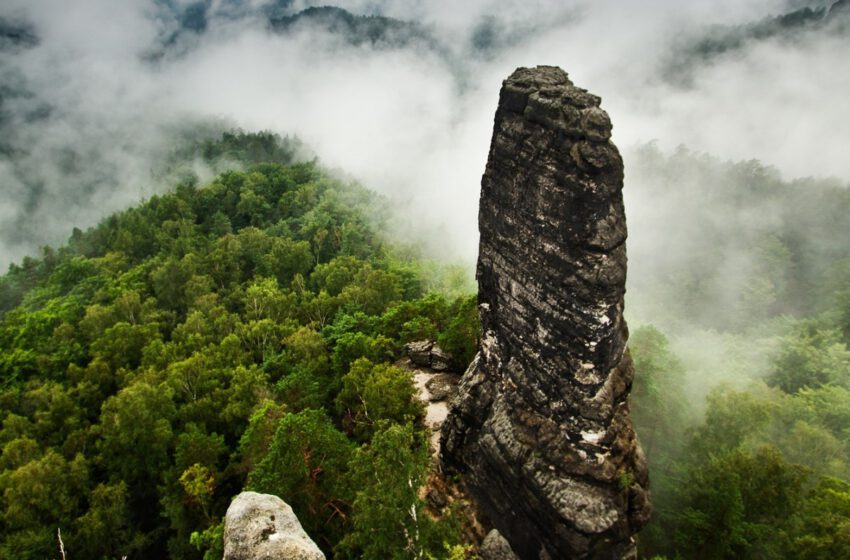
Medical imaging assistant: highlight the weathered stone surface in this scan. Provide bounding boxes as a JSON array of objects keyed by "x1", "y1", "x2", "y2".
[
  {"x1": 425, "y1": 373, "x2": 459, "y2": 402},
  {"x1": 441, "y1": 66, "x2": 650, "y2": 559},
  {"x1": 430, "y1": 344, "x2": 452, "y2": 371},
  {"x1": 406, "y1": 340, "x2": 456, "y2": 371},
  {"x1": 480, "y1": 529, "x2": 520, "y2": 560},
  {"x1": 223, "y1": 491, "x2": 325, "y2": 560},
  {"x1": 406, "y1": 340, "x2": 434, "y2": 367}
]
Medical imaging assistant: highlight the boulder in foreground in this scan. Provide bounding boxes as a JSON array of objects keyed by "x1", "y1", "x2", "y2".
[{"x1": 223, "y1": 491, "x2": 325, "y2": 560}]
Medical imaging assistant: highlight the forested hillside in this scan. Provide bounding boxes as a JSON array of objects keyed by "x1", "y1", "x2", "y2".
[
  {"x1": 627, "y1": 143, "x2": 850, "y2": 330},
  {"x1": 626, "y1": 147, "x2": 850, "y2": 559},
  {"x1": 3, "y1": 0, "x2": 850, "y2": 557},
  {"x1": 0, "y1": 134, "x2": 476, "y2": 559},
  {"x1": 1, "y1": 132, "x2": 850, "y2": 559}
]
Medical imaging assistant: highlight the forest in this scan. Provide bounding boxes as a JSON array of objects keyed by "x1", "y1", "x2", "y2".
[
  {"x1": 0, "y1": 133, "x2": 476, "y2": 559},
  {"x1": 627, "y1": 145, "x2": 850, "y2": 559},
  {"x1": 0, "y1": 132, "x2": 849, "y2": 559}
]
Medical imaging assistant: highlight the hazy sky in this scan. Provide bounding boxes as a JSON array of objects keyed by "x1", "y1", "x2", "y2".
[{"x1": 1, "y1": 0, "x2": 848, "y2": 268}]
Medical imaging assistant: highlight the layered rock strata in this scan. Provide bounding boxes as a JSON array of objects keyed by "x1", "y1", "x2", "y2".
[{"x1": 441, "y1": 66, "x2": 650, "y2": 559}]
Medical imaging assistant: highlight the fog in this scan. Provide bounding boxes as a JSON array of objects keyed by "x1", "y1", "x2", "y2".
[{"x1": 2, "y1": 0, "x2": 849, "y2": 270}]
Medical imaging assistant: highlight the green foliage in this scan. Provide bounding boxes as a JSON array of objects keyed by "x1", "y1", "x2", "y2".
[
  {"x1": 335, "y1": 358, "x2": 423, "y2": 442},
  {"x1": 97, "y1": 382, "x2": 176, "y2": 487},
  {"x1": 336, "y1": 423, "x2": 459, "y2": 559},
  {"x1": 0, "y1": 450, "x2": 87, "y2": 532},
  {"x1": 273, "y1": 327, "x2": 333, "y2": 409},
  {"x1": 630, "y1": 325, "x2": 688, "y2": 460},
  {"x1": 75, "y1": 482, "x2": 140, "y2": 559},
  {"x1": 628, "y1": 144, "x2": 850, "y2": 329},
  {"x1": 768, "y1": 324, "x2": 850, "y2": 393},
  {"x1": 196, "y1": 131, "x2": 305, "y2": 168},
  {"x1": 437, "y1": 294, "x2": 479, "y2": 371},
  {"x1": 637, "y1": 325, "x2": 850, "y2": 558},
  {"x1": 788, "y1": 476, "x2": 850, "y2": 559},
  {"x1": 0, "y1": 132, "x2": 478, "y2": 558},
  {"x1": 330, "y1": 331, "x2": 395, "y2": 377},
  {"x1": 248, "y1": 409, "x2": 354, "y2": 550},
  {"x1": 671, "y1": 445, "x2": 807, "y2": 559},
  {"x1": 189, "y1": 520, "x2": 224, "y2": 560},
  {"x1": 236, "y1": 400, "x2": 287, "y2": 473}
]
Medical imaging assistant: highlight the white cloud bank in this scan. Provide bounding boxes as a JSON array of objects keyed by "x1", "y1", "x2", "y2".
[{"x1": 1, "y1": 0, "x2": 848, "y2": 268}]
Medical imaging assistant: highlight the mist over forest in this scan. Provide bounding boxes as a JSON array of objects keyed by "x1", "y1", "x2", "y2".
[
  {"x1": 2, "y1": 0, "x2": 849, "y2": 266},
  {"x1": 1, "y1": 1, "x2": 850, "y2": 559}
]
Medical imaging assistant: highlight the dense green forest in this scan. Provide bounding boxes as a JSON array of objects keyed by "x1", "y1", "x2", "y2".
[
  {"x1": 1, "y1": 133, "x2": 850, "y2": 559},
  {"x1": 626, "y1": 146, "x2": 850, "y2": 559},
  {"x1": 0, "y1": 133, "x2": 476, "y2": 559}
]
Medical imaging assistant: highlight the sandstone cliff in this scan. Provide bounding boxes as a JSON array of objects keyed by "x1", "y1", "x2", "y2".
[{"x1": 441, "y1": 66, "x2": 651, "y2": 559}]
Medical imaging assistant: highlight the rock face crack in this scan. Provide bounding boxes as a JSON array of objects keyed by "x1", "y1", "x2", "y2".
[{"x1": 441, "y1": 66, "x2": 651, "y2": 560}]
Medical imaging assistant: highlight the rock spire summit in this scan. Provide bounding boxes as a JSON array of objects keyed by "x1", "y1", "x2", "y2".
[{"x1": 441, "y1": 66, "x2": 651, "y2": 559}]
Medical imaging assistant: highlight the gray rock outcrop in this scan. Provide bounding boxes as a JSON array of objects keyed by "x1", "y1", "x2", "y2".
[
  {"x1": 425, "y1": 373, "x2": 459, "y2": 402},
  {"x1": 223, "y1": 491, "x2": 325, "y2": 560},
  {"x1": 429, "y1": 344, "x2": 451, "y2": 371},
  {"x1": 441, "y1": 66, "x2": 650, "y2": 559},
  {"x1": 480, "y1": 529, "x2": 520, "y2": 560},
  {"x1": 405, "y1": 340, "x2": 453, "y2": 371},
  {"x1": 406, "y1": 340, "x2": 434, "y2": 367}
]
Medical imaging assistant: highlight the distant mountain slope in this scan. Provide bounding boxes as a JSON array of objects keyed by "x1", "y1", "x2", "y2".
[
  {"x1": 664, "y1": 0, "x2": 850, "y2": 86},
  {"x1": 0, "y1": 17, "x2": 37, "y2": 51},
  {"x1": 266, "y1": 6, "x2": 435, "y2": 49},
  {"x1": 152, "y1": 2, "x2": 440, "y2": 54}
]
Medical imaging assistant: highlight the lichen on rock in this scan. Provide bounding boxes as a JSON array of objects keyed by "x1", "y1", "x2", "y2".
[
  {"x1": 480, "y1": 529, "x2": 520, "y2": 560},
  {"x1": 441, "y1": 66, "x2": 651, "y2": 559},
  {"x1": 223, "y1": 491, "x2": 325, "y2": 560}
]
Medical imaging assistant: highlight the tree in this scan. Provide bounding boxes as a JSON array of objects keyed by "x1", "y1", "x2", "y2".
[
  {"x1": 180, "y1": 464, "x2": 216, "y2": 523},
  {"x1": 243, "y1": 277, "x2": 293, "y2": 323},
  {"x1": 21, "y1": 381, "x2": 84, "y2": 450},
  {"x1": 672, "y1": 445, "x2": 807, "y2": 560},
  {"x1": 236, "y1": 400, "x2": 287, "y2": 474},
  {"x1": 311, "y1": 256, "x2": 365, "y2": 296},
  {"x1": 159, "y1": 423, "x2": 229, "y2": 558},
  {"x1": 687, "y1": 387, "x2": 775, "y2": 455},
  {"x1": 437, "y1": 294, "x2": 479, "y2": 371},
  {"x1": 97, "y1": 382, "x2": 175, "y2": 490},
  {"x1": 337, "y1": 423, "x2": 453, "y2": 560},
  {"x1": 330, "y1": 328, "x2": 394, "y2": 374},
  {"x1": 335, "y1": 358, "x2": 422, "y2": 442},
  {"x1": 267, "y1": 238, "x2": 313, "y2": 285},
  {"x1": 248, "y1": 408, "x2": 354, "y2": 550},
  {"x1": 150, "y1": 256, "x2": 197, "y2": 315},
  {"x1": 274, "y1": 327, "x2": 333, "y2": 409},
  {"x1": 769, "y1": 325, "x2": 850, "y2": 393},
  {"x1": 90, "y1": 321, "x2": 161, "y2": 371},
  {"x1": 0, "y1": 151, "x2": 484, "y2": 557},
  {"x1": 0, "y1": 450, "x2": 89, "y2": 559},
  {"x1": 74, "y1": 482, "x2": 140, "y2": 560},
  {"x1": 630, "y1": 325, "x2": 688, "y2": 459},
  {"x1": 0, "y1": 450, "x2": 87, "y2": 530},
  {"x1": 340, "y1": 267, "x2": 403, "y2": 315},
  {"x1": 790, "y1": 476, "x2": 850, "y2": 559}
]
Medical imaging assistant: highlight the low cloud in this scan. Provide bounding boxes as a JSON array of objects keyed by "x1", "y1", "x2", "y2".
[{"x1": 0, "y1": 0, "x2": 847, "y2": 273}]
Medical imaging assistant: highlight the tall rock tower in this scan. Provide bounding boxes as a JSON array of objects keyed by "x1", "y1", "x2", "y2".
[{"x1": 441, "y1": 66, "x2": 650, "y2": 559}]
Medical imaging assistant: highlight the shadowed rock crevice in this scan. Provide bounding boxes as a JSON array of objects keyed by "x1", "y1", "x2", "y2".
[{"x1": 441, "y1": 66, "x2": 651, "y2": 560}]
